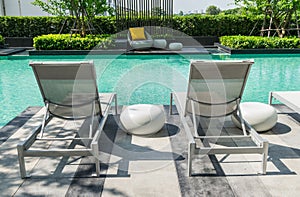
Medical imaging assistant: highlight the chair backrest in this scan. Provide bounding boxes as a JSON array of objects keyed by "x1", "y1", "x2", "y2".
[
  {"x1": 30, "y1": 61, "x2": 102, "y2": 120},
  {"x1": 185, "y1": 60, "x2": 253, "y2": 117}
]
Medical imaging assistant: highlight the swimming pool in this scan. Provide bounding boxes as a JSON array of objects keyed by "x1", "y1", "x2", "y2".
[{"x1": 1, "y1": 53, "x2": 300, "y2": 128}]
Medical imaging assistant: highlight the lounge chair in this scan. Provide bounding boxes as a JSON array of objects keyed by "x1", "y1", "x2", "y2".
[
  {"x1": 170, "y1": 60, "x2": 269, "y2": 176},
  {"x1": 17, "y1": 61, "x2": 117, "y2": 178},
  {"x1": 269, "y1": 91, "x2": 300, "y2": 114},
  {"x1": 127, "y1": 27, "x2": 153, "y2": 50}
]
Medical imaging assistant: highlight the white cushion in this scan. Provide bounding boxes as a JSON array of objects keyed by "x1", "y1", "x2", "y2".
[
  {"x1": 153, "y1": 39, "x2": 167, "y2": 49},
  {"x1": 130, "y1": 40, "x2": 153, "y2": 49},
  {"x1": 231, "y1": 102, "x2": 278, "y2": 132},
  {"x1": 169, "y1": 42, "x2": 183, "y2": 50},
  {"x1": 120, "y1": 104, "x2": 165, "y2": 135}
]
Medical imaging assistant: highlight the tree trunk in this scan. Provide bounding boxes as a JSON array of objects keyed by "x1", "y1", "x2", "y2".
[
  {"x1": 296, "y1": 10, "x2": 300, "y2": 38},
  {"x1": 273, "y1": 17, "x2": 284, "y2": 38},
  {"x1": 79, "y1": 0, "x2": 86, "y2": 37},
  {"x1": 260, "y1": 9, "x2": 267, "y2": 37},
  {"x1": 1, "y1": 0, "x2": 6, "y2": 16},
  {"x1": 268, "y1": 15, "x2": 273, "y2": 38}
]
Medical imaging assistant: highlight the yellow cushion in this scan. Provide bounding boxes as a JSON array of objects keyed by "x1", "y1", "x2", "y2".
[{"x1": 129, "y1": 27, "x2": 146, "y2": 40}]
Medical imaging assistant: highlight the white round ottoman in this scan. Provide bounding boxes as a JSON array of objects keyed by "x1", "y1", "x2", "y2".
[
  {"x1": 231, "y1": 102, "x2": 278, "y2": 132},
  {"x1": 120, "y1": 104, "x2": 165, "y2": 135},
  {"x1": 169, "y1": 42, "x2": 183, "y2": 50},
  {"x1": 153, "y1": 39, "x2": 167, "y2": 49}
]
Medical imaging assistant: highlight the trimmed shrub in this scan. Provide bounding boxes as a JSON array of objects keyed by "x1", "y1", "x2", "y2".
[
  {"x1": 0, "y1": 16, "x2": 116, "y2": 37},
  {"x1": 33, "y1": 34, "x2": 114, "y2": 50},
  {"x1": 172, "y1": 14, "x2": 264, "y2": 36},
  {"x1": 220, "y1": 36, "x2": 300, "y2": 49},
  {"x1": 0, "y1": 35, "x2": 4, "y2": 45},
  {"x1": 0, "y1": 15, "x2": 265, "y2": 38},
  {"x1": 0, "y1": 16, "x2": 70, "y2": 37},
  {"x1": 5, "y1": 15, "x2": 300, "y2": 38},
  {"x1": 91, "y1": 16, "x2": 117, "y2": 35}
]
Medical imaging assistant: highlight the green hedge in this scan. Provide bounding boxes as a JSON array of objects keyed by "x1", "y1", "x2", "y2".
[
  {"x1": 33, "y1": 34, "x2": 114, "y2": 50},
  {"x1": 220, "y1": 36, "x2": 300, "y2": 49},
  {"x1": 0, "y1": 16, "x2": 116, "y2": 37},
  {"x1": 0, "y1": 16, "x2": 69, "y2": 37},
  {"x1": 0, "y1": 35, "x2": 4, "y2": 45},
  {"x1": 6, "y1": 15, "x2": 300, "y2": 38},
  {"x1": 172, "y1": 15, "x2": 264, "y2": 36},
  {"x1": 0, "y1": 15, "x2": 265, "y2": 38}
]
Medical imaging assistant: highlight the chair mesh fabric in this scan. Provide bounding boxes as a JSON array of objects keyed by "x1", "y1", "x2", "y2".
[
  {"x1": 30, "y1": 61, "x2": 102, "y2": 120},
  {"x1": 186, "y1": 60, "x2": 252, "y2": 117}
]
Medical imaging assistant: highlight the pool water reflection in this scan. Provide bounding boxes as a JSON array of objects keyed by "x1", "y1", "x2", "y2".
[{"x1": 0, "y1": 53, "x2": 299, "y2": 128}]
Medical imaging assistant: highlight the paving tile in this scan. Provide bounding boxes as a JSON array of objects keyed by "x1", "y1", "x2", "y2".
[
  {"x1": 1, "y1": 104, "x2": 300, "y2": 196},
  {"x1": 102, "y1": 111, "x2": 182, "y2": 197}
]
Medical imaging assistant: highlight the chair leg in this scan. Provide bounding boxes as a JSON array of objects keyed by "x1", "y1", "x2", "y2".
[
  {"x1": 40, "y1": 103, "x2": 49, "y2": 138},
  {"x1": 92, "y1": 143, "x2": 100, "y2": 176},
  {"x1": 17, "y1": 144, "x2": 27, "y2": 179},
  {"x1": 89, "y1": 102, "x2": 96, "y2": 138},
  {"x1": 114, "y1": 95, "x2": 118, "y2": 115},
  {"x1": 236, "y1": 100, "x2": 247, "y2": 136},
  {"x1": 191, "y1": 101, "x2": 199, "y2": 137},
  {"x1": 268, "y1": 92, "x2": 273, "y2": 105},
  {"x1": 188, "y1": 142, "x2": 195, "y2": 177},
  {"x1": 95, "y1": 157, "x2": 100, "y2": 176},
  {"x1": 169, "y1": 93, "x2": 173, "y2": 115},
  {"x1": 262, "y1": 141, "x2": 269, "y2": 174}
]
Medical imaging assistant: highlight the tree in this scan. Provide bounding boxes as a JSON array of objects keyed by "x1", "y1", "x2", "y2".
[
  {"x1": 234, "y1": 0, "x2": 300, "y2": 37},
  {"x1": 222, "y1": 7, "x2": 243, "y2": 15},
  {"x1": 206, "y1": 5, "x2": 221, "y2": 15},
  {"x1": 32, "y1": 0, "x2": 113, "y2": 37}
]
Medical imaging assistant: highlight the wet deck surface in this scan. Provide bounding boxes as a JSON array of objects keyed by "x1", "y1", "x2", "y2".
[{"x1": 0, "y1": 104, "x2": 300, "y2": 196}]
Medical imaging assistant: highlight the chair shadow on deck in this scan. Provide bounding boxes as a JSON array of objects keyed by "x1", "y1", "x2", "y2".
[
  {"x1": 262, "y1": 119, "x2": 299, "y2": 176},
  {"x1": 96, "y1": 113, "x2": 183, "y2": 178},
  {"x1": 191, "y1": 120, "x2": 299, "y2": 177},
  {"x1": 169, "y1": 104, "x2": 300, "y2": 177},
  {"x1": 19, "y1": 105, "x2": 300, "y2": 179}
]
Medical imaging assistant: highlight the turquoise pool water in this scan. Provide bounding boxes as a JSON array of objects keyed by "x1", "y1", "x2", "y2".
[{"x1": 0, "y1": 53, "x2": 300, "y2": 128}]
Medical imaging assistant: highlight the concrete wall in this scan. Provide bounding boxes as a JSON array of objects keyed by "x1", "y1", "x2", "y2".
[{"x1": 0, "y1": 0, "x2": 49, "y2": 16}]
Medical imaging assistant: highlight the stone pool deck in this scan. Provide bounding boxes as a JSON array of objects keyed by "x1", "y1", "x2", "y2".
[{"x1": 0, "y1": 104, "x2": 300, "y2": 196}]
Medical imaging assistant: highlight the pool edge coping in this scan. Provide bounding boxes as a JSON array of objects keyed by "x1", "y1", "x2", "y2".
[{"x1": 216, "y1": 43, "x2": 300, "y2": 54}]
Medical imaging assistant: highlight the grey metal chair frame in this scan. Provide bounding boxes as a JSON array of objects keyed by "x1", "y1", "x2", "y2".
[
  {"x1": 17, "y1": 61, "x2": 117, "y2": 178},
  {"x1": 269, "y1": 91, "x2": 300, "y2": 114},
  {"x1": 170, "y1": 60, "x2": 269, "y2": 176}
]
